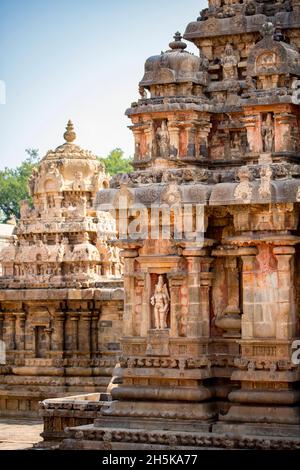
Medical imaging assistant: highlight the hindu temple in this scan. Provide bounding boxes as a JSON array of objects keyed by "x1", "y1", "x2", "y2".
[
  {"x1": 0, "y1": 121, "x2": 123, "y2": 416},
  {"x1": 56, "y1": 0, "x2": 300, "y2": 450}
]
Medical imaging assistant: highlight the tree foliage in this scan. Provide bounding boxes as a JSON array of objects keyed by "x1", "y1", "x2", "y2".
[
  {"x1": 0, "y1": 149, "x2": 39, "y2": 222},
  {"x1": 99, "y1": 148, "x2": 133, "y2": 176}
]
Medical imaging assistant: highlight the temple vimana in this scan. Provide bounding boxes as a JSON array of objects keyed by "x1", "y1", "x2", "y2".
[{"x1": 1, "y1": 0, "x2": 300, "y2": 450}]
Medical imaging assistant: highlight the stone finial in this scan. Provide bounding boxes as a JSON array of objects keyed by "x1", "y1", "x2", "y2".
[
  {"x1": 261, "y1": 22, "x2": 275, "y2": 38},
  {"x1": 64, "y1": 120, "x2": 76, "y2": 143},
  {"x1": 169, "y1": 32, "x2": 187, "y2": 51}
]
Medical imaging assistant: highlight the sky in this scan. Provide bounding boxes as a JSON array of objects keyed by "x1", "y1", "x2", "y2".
[{"x1": 0, "y1": 0, "x2": 207, "y2": 169}]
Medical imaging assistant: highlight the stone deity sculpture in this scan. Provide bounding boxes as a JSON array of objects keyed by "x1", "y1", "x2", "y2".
[
  {"x1": 151, "y1": 275, "x2": 170, "y2": 330},
  {"x1": 156, "y1": 121, "x2": 170, "y2": 158},
  {"x1": 221, "y1": 44, "x2": 239, "y2": 80},
  {"x1": 261, "y1": 113, "x2": 274, "y2": 153}
]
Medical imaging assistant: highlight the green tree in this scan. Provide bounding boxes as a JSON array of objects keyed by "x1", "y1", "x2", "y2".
[
  {"x1": 0, "y1": 149, "x2": 39, "y2": 222},
  {"x1": 99, "y1": 148, "x2": 133, "y2": 176}
]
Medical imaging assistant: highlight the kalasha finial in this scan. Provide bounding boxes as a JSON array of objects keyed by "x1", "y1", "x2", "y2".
[
  {"x1": 261, "y1": 22, "x2": 275, "y2": 39},
  {"x1": 64, "y1": 120, "x2": 76, "y2": 143},
  {"x1": 169, "y1": 31, "x2": 187, "y2": 51}
]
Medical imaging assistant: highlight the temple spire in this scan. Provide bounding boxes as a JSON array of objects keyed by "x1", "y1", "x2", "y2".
[{"x1": 64, "y1": 119, "x2": 76, "y2": 143}]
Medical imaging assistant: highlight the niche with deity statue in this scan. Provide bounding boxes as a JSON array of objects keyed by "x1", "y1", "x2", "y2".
[{"x1": 150, "y1": 275, "x2": 170, "y2": 330}]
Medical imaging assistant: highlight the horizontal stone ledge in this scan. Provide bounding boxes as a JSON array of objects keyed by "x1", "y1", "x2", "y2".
[
  {"x1": 11, "y1": 366, "x2": 65, "y2": 377},
  {"x1": 111, "y1": 385, "x2": 213, "y2": 402},
  {"x1": 220, "y1": 405, "x2": 300, "y2": 425},
  {"x1": 229, "y1": 389, "x2": 300, "y2": 405},
  {"x1": 64, "y1": 367, "x2": 113, "y2": 377},
  {"x1": 121, "y1": 368, "x2": 211, "y2": 380},
  {"x1": 231, "y1": 370, "x2": 300, "y2": 382},
  {"x1": 0, "y1": 287, "x2": 124, "y2": 301}
]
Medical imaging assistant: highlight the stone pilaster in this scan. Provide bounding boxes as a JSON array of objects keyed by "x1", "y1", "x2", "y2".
[
  {"x1": 132, "y1": 127, "x2": 143, "y2": 161},
  {"x1": 274, "y1": 112, "x2": 297, "y2": 153},
  {"x1": 168, "y1": 276, "x2": 183, "y2": 337},
  {"x1": 168, "y1": 121, "x2": 180, "y2": 159},
  {"x1": 4, "y1": 314, "x2": 16, "y2": 351},
  {"x1": 240, "y1": 247, "x2": 258, "y2": 339},
  {"x1": 91, "y1": 314, "x2": 99, "y2": 353},
  {"x1": 182, "y1": 244, "x2": 213, "y2": 338},
  {"x1": 70, "y1": 314, "x2": 79, "y2": 352},
  {"x1": 273, "y1": 246, "x2": 297, "y2": 340},
  {"x1": 15, "y1": 313, "x2": 26, "y2": 351},
  {"x1": 122, "y1": 248, "x2": 139, "y2": 337},
  {"x1": 51, "y1": 313, "x2": 65, "y2": 352},
  {"x1": 80, "y1": 314, "x2": 91, "y2": 354},
  {"x1": 243, "y1": 113, "x2": 260, "y2": 154},
  {"x1": 0, "y1": 314, "x2": 4, "y2": 342}
]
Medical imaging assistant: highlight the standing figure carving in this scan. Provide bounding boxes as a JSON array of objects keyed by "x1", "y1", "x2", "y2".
[
  {"x1": 156, "y1": 121, "x2": 170, "y2": 158},
  {"x1": 261, "y1": 113, "x2": 274, "y2": 153},
  {"x1": 151, "y1": 276, "x2": 170, "y2": 330},
  {"x1": 221, "y1": 44, "x2": 239, "y2": 80}
]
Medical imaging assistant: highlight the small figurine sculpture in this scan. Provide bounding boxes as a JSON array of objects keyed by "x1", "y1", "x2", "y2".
[
  {"x1": 221, "y1": 43, "x2": 239, "y2": 80},
  {"x1": 261, "y1": 113, "x2": 274, "y2": 153},
  {"x1": 156, "y1": 120, "x2": 170, "y2": 158},
  {"x1": 151, "y1": 275, "x2": 170, "y2": 330}
]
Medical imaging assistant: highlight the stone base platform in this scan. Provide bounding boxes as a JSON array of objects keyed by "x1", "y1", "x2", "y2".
[
  {"x1": 60, "y1": 422, "x2": 300, "y2": 450},
  {"x1": 213, "y1": 422, "x2": 300, "y2": 438},
  {"x1": 36, "y1": 393, "x2": 111, "y2": 448},
  {"x1": 37, "y1": 394, "x2": 300, "y2": 450}
]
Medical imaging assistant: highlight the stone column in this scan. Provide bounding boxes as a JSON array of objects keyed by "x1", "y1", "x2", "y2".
[
  {"x1": 185, "y1": 255, "x2": 201, "y2": 337},
  {"x1": 186, "y1": 124, "x2": 197, "y2": 159},
  {"x1": 243, "y1": 113, "x2": 260, "y2": 154},
  {"x1": 224, "y1": 257, "x2": 240, "y2": 315},
  {"x1": 52, "y1": 313, "x2": 65, "y2": 352},
  {"x1": 199, "y1": 256, "x2": 214, "y2": 337},
  {"x1": 168, "y1": 121, "x2": 180, "y2": 159},
  {"x1": 91, "y1": 314, "x2": 99, "y2": 353},
  {"x1": 44, "y1": 327, "x2": 52, "y2": 354},
  {"x1": 132, "y1": 127, "x2": 143, "y2": 161},
  {"x1": 0, "y1": 314, "x2": 4, "y2": 342},
  {"x1": 273, "y1": 246, "x2": 297, "y2": 340},
  {"x1": 240, "y1": 247, "x2": 258, "y2": 339},
  {"x1": 144, "y1": 122, "x2": 154, "y2": 158},
  {"x1": 15, "y1": 313, "x2": 26, "y2": 351},
  {"x1": 274, "y1": 112, "x2": 297, "y2": 153},
  {"x1": 141, "y1": 272, "x2": 151, "y2": 336},
  {"x1": 4, "y1": 314, "x2": 16, "y2": 351},
  {"x1": 197, "y1": 123, "x2": 211, "y2": 159},
  {"x1": 70, "y1": 314, "x2": 79, "y2": 352},
  {"x1": 168, "y1": 276, "x2": 183, "y2": 337},
  {"x1": 80, "y1": 314, "x2": 91, "y2": 354},
  {"x1": 180, "y1": 240, "x2": 214, "y2": 338},
  {"x1": 121, "y1": 248, "x2": 139, "y2": 337}
]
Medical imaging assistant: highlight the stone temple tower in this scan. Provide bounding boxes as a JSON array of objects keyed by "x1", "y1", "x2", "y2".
[
  {"x1": 0, "y1": 122, "x2": 123, "y2": 416},
  {"x1": 55, "y1": 1, "x2": 300, "y2": 450}
]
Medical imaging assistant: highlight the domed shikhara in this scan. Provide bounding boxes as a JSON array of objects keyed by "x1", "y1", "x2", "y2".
[
  {"x1": 30, "y1": 120, "x2": 108, "y2": 197},
  {"x1": 140, "y1": 32, "x2": 208, "y2": 88},
  {"x1": 0, "y1": 121, "x2": 122, "y2": 289}
]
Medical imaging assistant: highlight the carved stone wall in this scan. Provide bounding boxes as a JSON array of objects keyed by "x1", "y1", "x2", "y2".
[
  {"x1": 44, "y1": 2, "x2": 300, "y2": 449},
  {"x1": 0, "y1": 122, "x2": 124, "y2": 416}
]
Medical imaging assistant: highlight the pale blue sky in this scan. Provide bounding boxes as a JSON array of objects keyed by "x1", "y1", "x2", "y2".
[{"x1": 0, "y1": 0, "x2": 207, "y2": 169}]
